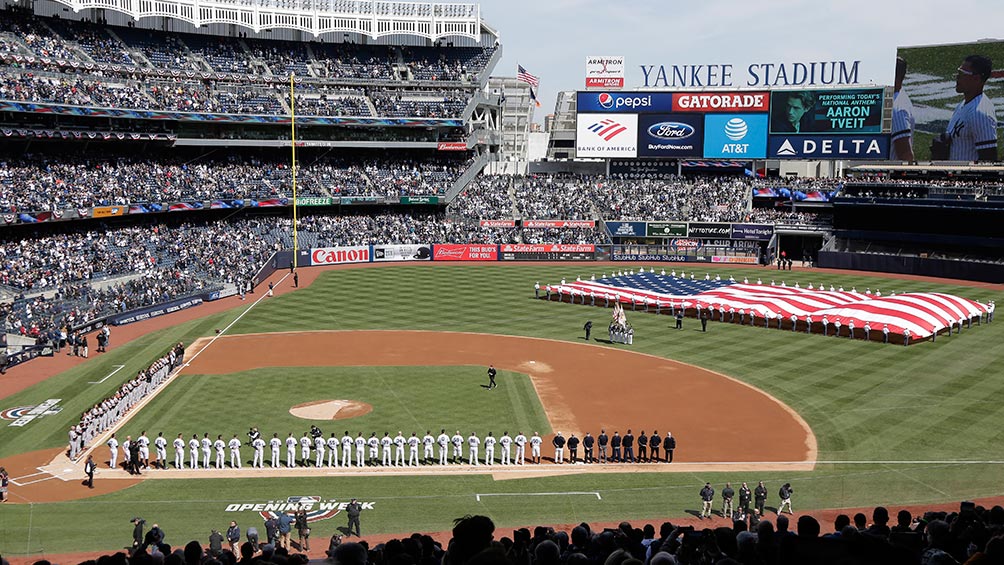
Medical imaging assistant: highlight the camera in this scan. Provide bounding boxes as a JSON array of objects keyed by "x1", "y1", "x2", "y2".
[{"x1": 961, "y1": 501, "x2": 976, "y2": 512}]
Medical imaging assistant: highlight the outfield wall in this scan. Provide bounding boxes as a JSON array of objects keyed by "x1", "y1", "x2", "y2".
[{"x1": 818, "y1": 251, "x2": 1004, "y2": 284}]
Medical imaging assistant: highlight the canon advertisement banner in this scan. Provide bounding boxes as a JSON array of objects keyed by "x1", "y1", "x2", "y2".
[
  {"x1": 688, "y1": 222, "x2": 732, "y2": 238},
  {"x1": 576, "y1": 91, "x2": 675, "y2": 113},
  {"x1": 310, "y1": 246, "x2": 371, "y2": 266},
  {"x1": 577, "y1": 113, "x2": 638, "y2": 157},
  {"x1": 769, "y1": 89, "x2": 884, "y2": 135},
  {"x1": 432, "y1": 244, "x2": 498, "y2": 261},
  {"x1": 605, "y1": 221, "x2": 647, "y2": 238},
  {"x1": 768, "y1": 135, "x2": 890, "y2": 159},
  {"x1": 585, "y1": 56, "x2": 625, "y2": 89},
  {"x1": 637, "y1": 114, "x2": 704, "y2": 157},
  {"x1": 672, "y1": 92, "x2": 770, "y2": 113},
  {"x1": 730, "y1": 223, "x2": 774, "y2": 241},
  {"x1": 522, "y1": 220, "x2": 596, "y2": 228},
  {"x1": 703, "y1": 113, "x2": 769, "y2": 159},
  {"x1": 500, "y1": 244, "x2": 596, "y2": 261},
  {"x1": 372, "y1": 244, "x2": 432, "y2": 262}
]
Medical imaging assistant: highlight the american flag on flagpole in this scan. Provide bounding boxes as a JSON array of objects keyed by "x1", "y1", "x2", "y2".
[{"x1": 517, "y1": 65, "x2": 540, "y2": 87}]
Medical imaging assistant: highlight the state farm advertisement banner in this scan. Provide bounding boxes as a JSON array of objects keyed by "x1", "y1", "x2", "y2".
[
  {"x1": 672, "y1": 92, "x2": 769, "y2": 113},
  {"x1": 372, "y1": 244, "x2": 432, "y2": 262},
  {"x1": 309, "y1": 246, "x2": 371, "y2": 266},
  {"x1": 499, "y1": 244, "x2": 596, "y2": 261},
  {"x1": 585, "y1": 55, "x2": 625, "y2": 89},
  {"x1": 432, "y1": 244, "x2": 499, "y2": 261},
  {"x1": 522, "y1": 220, "x2": 596, "y2": 229},
  {"x1": 480, "y1": 220, "x2": 516, "y2": 227}
]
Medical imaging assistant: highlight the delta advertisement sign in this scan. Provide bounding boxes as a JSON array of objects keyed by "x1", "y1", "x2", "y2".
[
  {"x1": 585, "y1": 56, "x2": 625, "y2": 89},
  {"x1": 768, "y1": 135, "x2": 890, "y2": 159}
]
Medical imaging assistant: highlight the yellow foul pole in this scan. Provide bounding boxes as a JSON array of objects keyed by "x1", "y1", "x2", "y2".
[{"x1": 290, "y1": 72, "x2": 298, "y2": 269}]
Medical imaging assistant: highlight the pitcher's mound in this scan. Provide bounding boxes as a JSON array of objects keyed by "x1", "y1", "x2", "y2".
[{"x1": 290, "y1": 400, "x2": 372, "y2": 420}]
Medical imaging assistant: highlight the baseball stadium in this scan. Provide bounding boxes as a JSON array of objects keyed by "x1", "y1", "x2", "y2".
[{"x1": 0, "y1": 2, "x2": 1002, "y2": 565}]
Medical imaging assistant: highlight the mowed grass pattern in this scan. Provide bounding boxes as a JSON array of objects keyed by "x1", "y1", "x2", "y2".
[
  {"x1": 117, "y1": 366, "x2": 551, "y2": 455},
  {"x1": 0, "y1": 263, "x2": 1002, "y2": 555}
]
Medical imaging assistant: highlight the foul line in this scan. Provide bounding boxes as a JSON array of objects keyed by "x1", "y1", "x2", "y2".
[
  {"x1": 10, "y1": 474, "x2": 57, "y2": 487},
  {"x1": 89, "y1": 364, "x2": 126, "y2": 384},
  {"x1": 476, "y1": 491, "x2": 601, "y2": 502}
]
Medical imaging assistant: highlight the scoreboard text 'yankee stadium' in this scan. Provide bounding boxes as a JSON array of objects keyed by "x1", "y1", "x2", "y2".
[{"x1": 640, "y1": 60, "x2": 862, "y2": 88}]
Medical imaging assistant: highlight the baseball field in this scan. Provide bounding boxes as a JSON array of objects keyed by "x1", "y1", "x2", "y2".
[{"x1": 0, "y1": 262, "x2": 1002, "y2": 560}]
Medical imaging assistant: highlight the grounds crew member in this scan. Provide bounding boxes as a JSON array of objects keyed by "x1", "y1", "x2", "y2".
[{"x1": 700, "y1": 483, "x2": 715, "y2": 518}]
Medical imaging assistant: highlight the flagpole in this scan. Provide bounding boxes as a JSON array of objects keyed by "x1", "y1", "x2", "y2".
[{"x1": 290, "y1": 72, "x2": 298, "y2": 269}]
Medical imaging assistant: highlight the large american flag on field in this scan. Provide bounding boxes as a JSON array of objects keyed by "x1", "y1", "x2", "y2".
[{"x1": 549, "y1": 271, "x2": 988, "y2": 339}]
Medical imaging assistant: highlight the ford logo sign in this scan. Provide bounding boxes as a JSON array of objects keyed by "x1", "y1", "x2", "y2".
[{"x1": 648, "y1": 122, "x2": 694, "y2": 140}]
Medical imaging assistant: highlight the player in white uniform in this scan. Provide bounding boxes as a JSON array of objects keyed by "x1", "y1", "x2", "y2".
[
  {"x1": 499, "y1": 432, "x2": 512, "y2": 465},
  {"x1": 286, "y1": 433, "x2": 297, "y2": 467},
  {"x1": 201, "y1": 434, "x2": 212, "y2": 469},
  {"x1": 315, "y1": 435, "x2": 327, "y2": 467},
  {"x1": 393, "y1": 432, "x2": 406, "y2": 466},
  {"x1": 252, "y1": 436, "x2": 266, "y2": 468},
  {"x1": 514, "y1": 432, "x2": 527, "y2": 465},
  {"x1": 380, "y1": 432, "x2": 393, "y2": 466},
  {"x1": 107, "y1": 433, "x2": 119, "y2": 469},
  {"x1": 188, "y1": 435, "x2": 200, "y2": 469},
  {"x1": 270, "y1": 434, "x2": 282, "y2": 468},
  {"x1": 530, "y1": 432, "x2": 543, "y2": 464},
  {"x1": 891, "y1": 56, "x2": 916, "y2": 161},
  {"x1": 122, "y1": 435, "x2": 132, "y2": 470},
  {"x1": 154, "y1": 433, "x2": 168, "y2": 470},
  {"x1": 408, "y1": 433, "x2": 420, "y2": 466},
  {"x1": 451, "y1": 431, "x2": 464, "y2": 464},
  {"x1": 300, "y1": 433, "x2": 312, "y2": 466},
  {"x1": 436, "y1": 430, "x2": 450, "y2": 465},
  {"x1": 355, "y1": 433, "x2": 366, "y2": 467},
  {"x1": 341, "y1": 432, "x2": 354, "y2": 467},
  {"x1": 367, "y1": 433, "x2": 379, "y2": 465},
  {"x1": 228, "y1": 435, "x2": 243, "y2": 468},
  {"x1": 173, "y1": 434, "x2": 185, "y2": 469},
  {"x1": 935, "y1": 55, "x2": 998, "y2": 162},
  {"x1": 137, "y1": 432, "x2": 150, "y2": 469},
  {"x1": 214, "y1": 435, "x2": 226, "y2": 469},
  {"x1": 326, "y1": 434, "x2": 340, "y2": 467},
  {"x1": 467, "y1": 432, "x2": 481, "y2": 466},
  {"x1": 422, "y1": 431, "x2": 435, "y2": 464},
  {"x1": 483, "y1": 432, "x2": 496, "y2": 465}
]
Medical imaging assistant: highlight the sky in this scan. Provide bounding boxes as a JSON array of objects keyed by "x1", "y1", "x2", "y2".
[{"x1": 480, "y1": 0, "x2": 1004, "y2": 120}]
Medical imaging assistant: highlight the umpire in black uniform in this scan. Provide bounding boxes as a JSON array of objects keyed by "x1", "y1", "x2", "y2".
[
  {"x1": 597, "y1": 430, "x2": 609, "y2": 463},
  {"x1": 623, "y1": 429, "x2": 635, "y2": 463},
  {"x1": 582, "y1": 432, "x2": 594, "y2": 463},
  {"x1": 637, "y1": 431, "x2": 648, "y2": 462},
  {"x1": 583, "y1": 321, "x2": 592, "y2": 340},
  {"x1": 649, "y1": 430, "x2": 661, "y2": 462}
]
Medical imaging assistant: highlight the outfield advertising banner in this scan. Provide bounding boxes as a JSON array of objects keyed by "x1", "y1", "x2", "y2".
[
  {"x1": 611, "y1": 254, "x2": 690, "y2": 262},
  {"x1": 372, "y1": 244, "x2": 432, "y2": 262},
  {"x1": 309, "y1": 246, "x2": 371, "y2": 266},
  {"x1": 712, "y1": 255, "x2": 760, "y2": 264},
  {"x1": 606, "y1": 221, "x2": 647, "y2": 237},
  {"x1": 688, "y1": 222, "x2": 733, "y2": 238},
  {"x1": 432, "y1": 244, "x2": 498, "y2": 261},
  {"x1": 576, "y1": 91, "x2": 675, "y2": 113},
  {"x1": 703, "y1": 113, "x2": 769, "y2": 158},
  {"x1": 646, "y1": 222, "x2": 688, "y2": 237},
  {"x1": 577, "y1": 113, "x2": 638, "y2": 157},
  {"x1": 673, "y1": 92, "x2": 770, "y2": 113},
  {"x1": 730, "y1": 223, "x2": 775, "y2": 241},
  {"x1": 769, "y1": 89, "x2": 884, "y2": 134},
  {"x1": 768, "y1": 134, "x2": 890, "y2": 159},
  {"x1": 480, "y1": 220, "x2": 516, "y2": 227},
  {"x1": 109, "y1": 296, "x2": 203, "y2": 326},
  {"x1": 499, "y1": 244, "x2": 596, "y2": 261},
  {"x1": 637, "y1": 114, "x2": 704, "y2": 157},
  {"x1": 522, "y1": 220, "x2": 596, "y2": 228}
]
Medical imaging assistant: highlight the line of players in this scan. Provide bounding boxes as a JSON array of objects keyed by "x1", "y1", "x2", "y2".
[{"x1": 105, "y1": 427, "x2": 676, "y2": 470}]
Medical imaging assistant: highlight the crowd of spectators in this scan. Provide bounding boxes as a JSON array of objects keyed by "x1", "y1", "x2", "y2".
[
  {"x1": 745, "y1": 208, "x2": 832, "y2": 227},
  {"x1": 447, "y1": 175, "x2": 515, "y2": 220},
  {"x1": 0, "y1": 155, "x2": 473, "y2": 211},
  {"x1": 15, "y1": 502, "x2": 1004, "y2": 565}
]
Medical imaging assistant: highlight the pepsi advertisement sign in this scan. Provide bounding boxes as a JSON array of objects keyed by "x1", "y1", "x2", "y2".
[
  {"x1": 768, "y1": 135, "x2": 889, "y2": 159},
  {"x1": 637, "y1": 114, "x2": 703, "y2": 157},
  {"x1": 576, "y1": 91, "x2": 674, "y2": 113},
  {"x1": 703, "y1": 113, "x2": 768, "y2": 159}
]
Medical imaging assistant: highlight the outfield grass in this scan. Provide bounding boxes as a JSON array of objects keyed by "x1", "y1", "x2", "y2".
[
  {"x1": 117, "y1": 366, "x2": 551, "y2": 457},
  {"x1": 0, "y1": 263, "x2": 1001, "y2": 555}
]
